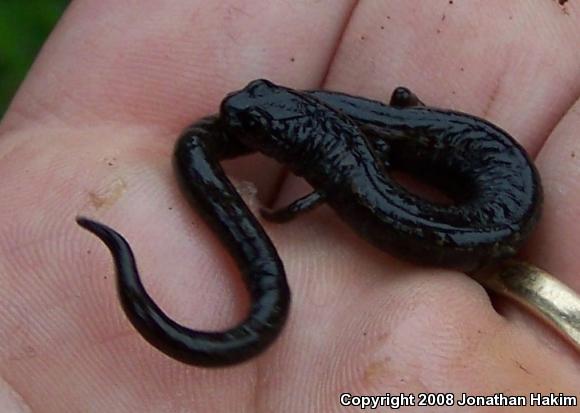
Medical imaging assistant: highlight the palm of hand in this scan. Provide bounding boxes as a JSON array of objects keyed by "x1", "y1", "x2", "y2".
[{"x1": 0, "y1": 1, "x2": 579, "y2": 412}]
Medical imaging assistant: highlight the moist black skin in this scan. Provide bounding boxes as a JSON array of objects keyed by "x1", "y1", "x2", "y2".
[
  {"x1": 222, "y1": 80, "x2": 542, "y2": 271},
  {"x1": 77, "y1": 79, "x2": 542, "y2": 367},
  {"x1": 77, "y1": 117, "x2": 290, "y2": 367}
]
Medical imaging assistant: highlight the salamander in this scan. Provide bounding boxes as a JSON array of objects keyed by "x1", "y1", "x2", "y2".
[
  {"x1": 77, "y1": 115, "x2": 290, "y2": 367},
  {"x1": 222, "y1": 79, "x2": 542, "y2": 271},
  {"x1": 77, "y1": 79, "x2": 542, "y2": 367}
]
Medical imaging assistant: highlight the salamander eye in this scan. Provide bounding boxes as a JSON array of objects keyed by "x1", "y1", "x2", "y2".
[
  {"x1": 221, "y1": 101, "x2": 264, "y2": 134},
  {"x1": 220, "y1": 91, "x2": 265, "y2": 131},
  {"x1": 236, "y1": 109, "x2": 262, "y2": 130},
  {"x1": 221, "y1": 100, "x2": 246, "y2": 129}
]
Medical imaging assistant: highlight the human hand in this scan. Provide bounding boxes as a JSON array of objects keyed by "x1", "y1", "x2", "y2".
[{"x1": 1, "y1": 1, "x2": 578, "y2": 412}]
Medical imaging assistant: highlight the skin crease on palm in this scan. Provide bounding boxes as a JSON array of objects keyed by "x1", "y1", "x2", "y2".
[{"x1": 0, "y1": 0, "x2": 579, "y2": 411}]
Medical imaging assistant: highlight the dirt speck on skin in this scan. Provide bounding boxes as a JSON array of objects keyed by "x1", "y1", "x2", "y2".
[
  {"x1": 88, "y1": 178, "x2": 127, "y2": 209},
  {"x1": 104, "y1": 156, "x2": 117, "y2": 167},
  {"x1": 363, "y1": 360, "x2": 390, "y2": 385},
  {"x1": 554, "y1": 0, "x2": 570, "y2": 14},
  {"x1": 514, "y1": 360, "x2": 532, "y2": 375}
]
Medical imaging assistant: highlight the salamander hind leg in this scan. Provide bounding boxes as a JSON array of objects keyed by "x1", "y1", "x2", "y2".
[
  {"x1": 261, "y1": 191, "x2": 326, "y2": 223},
  {"x1": 389, "y1": 87, "x2": 425, "y2": 107}
]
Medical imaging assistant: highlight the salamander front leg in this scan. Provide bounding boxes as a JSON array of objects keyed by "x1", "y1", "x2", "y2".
[
  {"x1": 389, "y1": 87, "x2": 425, "y2": 107},
  {"x1": 261, "y1": 191, "x2": 326, "y2": 223}
]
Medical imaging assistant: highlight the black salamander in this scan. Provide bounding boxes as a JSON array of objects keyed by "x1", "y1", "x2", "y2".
[
  {"x1": 77, "y1": 116, "x2": 289, "y2": 367},
  {"x1": 77, "y1": 79, "x2": 542, "y2": 366}
]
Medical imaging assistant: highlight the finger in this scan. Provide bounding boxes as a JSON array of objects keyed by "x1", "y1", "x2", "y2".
[
  {"x1": 0, "y1": 0, "x2": 356, "y2": 204},
  {"x1": 318, "y1": 0, "x2": 580, "y2": 323},
  {"x1": 323, "y1": 1, "x2": 580, "y2": 153},
  {"x1": 266, "y1": 208, "x2": 580, "y2": 398},
  {"x1": 273, "y1": 1, "x2": 580, "y2": 207},
  {"x1": 267, "y1": 0, "x2": 580, "y2": 377},
  {"x1": 1, "y1": 0, "x2": 354, "y2": 135},
  {"x1": 0, "y1": 1, "x2": 360, "y2": 410},
  {"x1": 524, "y1": 97, "x2": 580, "y2": 291}
]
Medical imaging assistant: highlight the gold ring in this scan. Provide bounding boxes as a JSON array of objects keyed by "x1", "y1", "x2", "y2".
[{"x1": 474, "y1": 260, "x2": 580, "y2": 351}]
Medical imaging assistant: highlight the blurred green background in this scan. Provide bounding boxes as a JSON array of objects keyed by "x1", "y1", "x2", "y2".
[{"x1": 0, "y1": 0, "x2": 69, "y2": 116}]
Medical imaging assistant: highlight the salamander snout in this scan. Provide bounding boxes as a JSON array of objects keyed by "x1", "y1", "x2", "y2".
[
  {"x1": 243, "y1": 78, "x2": 278, "y2": 97},
  {"x1": 220, "y1": 79, "x2": 308, "y2": 157},
  {"x1": 220, "y1": 79, "x2": 275, "y2": 130},
  {"x1": 220, "y1": 79, "x2": 285, "y2": 137}
]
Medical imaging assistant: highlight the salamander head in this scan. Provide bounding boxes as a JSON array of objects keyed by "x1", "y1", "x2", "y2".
[
  {"x1": 220, "y1": 79, "x2": 309, "y2": 157},
  {"x1": 220, "y1": 79, "x2": 277, "y2": 132}
]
